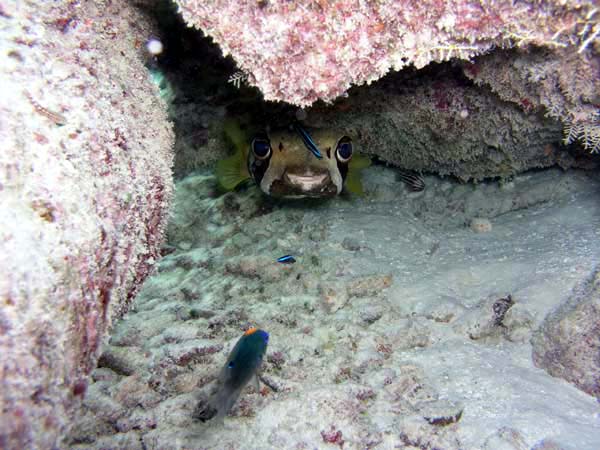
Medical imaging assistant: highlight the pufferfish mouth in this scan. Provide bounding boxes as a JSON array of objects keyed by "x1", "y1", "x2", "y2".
[
  {"x1": 269, "y1": 171, "x2": 338, "y2": 198},
  {"x1": 285, "y1": 172, "x2": 330, "y2": 190}
]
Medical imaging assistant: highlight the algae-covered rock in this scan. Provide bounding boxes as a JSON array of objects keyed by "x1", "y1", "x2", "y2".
[
  {"x1": 305, "y1": 73, "x2": 565, "y2": 181},
  {"x1": 532, "y1": 267, "x2": 600, "y2": 399}
]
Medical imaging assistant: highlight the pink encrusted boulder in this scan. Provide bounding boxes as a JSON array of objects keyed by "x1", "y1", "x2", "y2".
[
  {"x1": 0, "y1": 1, "x2": 173, "y2": 448},
  {"x1": 174, "y1": 0, "x2": 598, "y2": 107}
]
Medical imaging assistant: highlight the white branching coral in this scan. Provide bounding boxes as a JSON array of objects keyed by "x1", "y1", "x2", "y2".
[
  {"x1": 565, "y1": 121, "x2": 600, "y2": 154},
  {"x1": 227, "y1": 70, "x2": 248, "y2": 89},
  {"x1": 577, "y1": 8, "x2": 600, "y2": 54}
]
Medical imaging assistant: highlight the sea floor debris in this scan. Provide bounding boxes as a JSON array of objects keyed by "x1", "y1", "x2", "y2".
[{"x1": 68, "y1": 166, "x2": 600, "y2": 450}]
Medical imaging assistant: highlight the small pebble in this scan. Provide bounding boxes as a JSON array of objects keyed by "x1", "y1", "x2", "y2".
[
  {"x1": 420, "y1": 399, "x2": 464, "y2": 426},
  {"x1": 470, "y1": 217, "x2": 492, "y2": 233},
  {"x1": 359, "y1": 305, "x2": 384, "y2": 325},
  {"x1": 178, "y1": 241, "x2": 192, "y2": 251},
  {"x1": 342, "y1": 237, "x2": 362, "y2": 251},
  {"x1": 483, "y1": 427, "x2": 528, "y2": 450}
]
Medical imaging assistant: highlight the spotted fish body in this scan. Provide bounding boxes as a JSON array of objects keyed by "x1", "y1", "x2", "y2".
[
  {"x1": 217, "y1": 121, "x2": 370, "y2": 198},
  {"x1": 208, "y1": 328, "x2": 269, "y2": 421}
]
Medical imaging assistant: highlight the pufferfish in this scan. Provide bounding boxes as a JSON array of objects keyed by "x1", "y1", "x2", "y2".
[
  {"x1": 217, "y1": 120, "x2": 370, "y2": 198},
  {"x1": 194, "y1": 327, "x2": 269, "y2": 422}
]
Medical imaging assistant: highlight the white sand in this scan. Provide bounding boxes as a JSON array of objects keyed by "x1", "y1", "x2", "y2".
[{"x1": 69, "y1": 166, "x2": 600, "y2": 450}]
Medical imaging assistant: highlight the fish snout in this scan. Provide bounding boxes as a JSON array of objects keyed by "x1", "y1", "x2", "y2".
[
  {"x1": 284, "y1": 171, "x2": 329, "y2": 189},
  {"x1": 270, "y1": 168, "x2": 337, "y2": 197}
]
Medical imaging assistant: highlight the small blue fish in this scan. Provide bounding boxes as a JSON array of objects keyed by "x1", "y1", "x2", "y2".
[
  {"x1": 195, "y1": 328, "x2": 269, "y2": 422},
  {"x1": 294, "y1": 122, "x2": 323, "y2": 159},
  {"x1": 277, "y1": 255, "x2": 296, "y2": 264}
]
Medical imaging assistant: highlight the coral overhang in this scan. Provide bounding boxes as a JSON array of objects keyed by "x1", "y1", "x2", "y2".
[{"x1": 174, "y1": 0, "x2": 599, "y2": 107}]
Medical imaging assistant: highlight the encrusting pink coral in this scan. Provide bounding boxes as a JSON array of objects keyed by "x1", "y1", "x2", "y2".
[
  {"x1": 0, "y1": 0, "x2": 174, "y2": 448},
  {"x1": 174, "y1": 0, "x2": 598, "y2": 107}
]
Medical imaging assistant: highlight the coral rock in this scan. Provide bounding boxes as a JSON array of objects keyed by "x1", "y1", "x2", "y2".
[
  {"x1": 0, "y1": 1, "x2": 174, "y2": 448},
  {"x1": 532, "y1": 267, "x2": 600, "y2": 399},
  {"x1": 174, "y1": 0, "x2": 597, "y2": 107},
  {"x1": 304, "y1": 74, "x2": 565, "y2": 181}
]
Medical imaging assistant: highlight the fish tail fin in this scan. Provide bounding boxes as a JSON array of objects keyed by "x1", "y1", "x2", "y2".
[
  {"x1": 210, "y1": 385, "x2": 244, "y2": 421},
  {"x1": 397, "y1": 169, "x2": 425, "y2": 192},
  {"x1": 216, "y1": 119, "x2": 251, "y2": 190},
  {"x1": 253, "y1": 374, "x2": 260, "y2": 392}
]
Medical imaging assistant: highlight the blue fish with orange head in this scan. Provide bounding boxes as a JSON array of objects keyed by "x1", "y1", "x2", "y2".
[{"x1": 194, "y1": 327, "x2": 269, "y2": 422}]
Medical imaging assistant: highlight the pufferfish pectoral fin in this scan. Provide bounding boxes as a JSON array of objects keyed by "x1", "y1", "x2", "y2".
[
  {"x1": 216, "y1": 118, "x2": 252, "y2": 191},
  {"x1": 344, "y1": 172, "x2": 365, "y2": 196},
  {"x1": 216, "y1": 150, "x2": 251, "y2": 191},
  {"x1": 349, "y1": 153, "x2": 371, "y2": 170},
  {"x1": 223, "y1": 118, "x2": 249, "y2": 153},
  {"x1": 344, "y1": 153, "x2": 371, "y2": 196}
]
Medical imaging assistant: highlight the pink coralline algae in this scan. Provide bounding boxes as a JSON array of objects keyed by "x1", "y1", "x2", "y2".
[
  {"x1": 321, "y1": 425, "x2": 345, "y2": 447},
  {"x1": 0, "y1": 0, "x2": 173, "y2": 448},
  {"x1": 174, "y1": 0, "x2": 598, "y2": 106}
]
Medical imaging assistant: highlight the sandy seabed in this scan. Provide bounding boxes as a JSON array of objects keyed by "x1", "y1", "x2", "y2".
[{"x1": 68, "y1": 166, "x2": 600, "y2": 450}]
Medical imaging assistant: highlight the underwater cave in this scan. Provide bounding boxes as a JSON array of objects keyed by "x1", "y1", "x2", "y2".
[{"x1": 1, "y1": 0, "x2": 599, "y2": 449}]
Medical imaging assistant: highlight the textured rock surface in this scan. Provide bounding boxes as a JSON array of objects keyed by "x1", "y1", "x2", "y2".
[
  {"x1": 303, "y1": 69, "x2": 572, "y2": 181},
  {"x1": 462, "y1": 48, "x2": 600, "y2": 154},
  {"x1": 173, "y1": 0, "x2": 598, "y2": 110},
  {"x1": 140, "y1": 5, "x2": 598, "y2": 181},
  {"x1": 133, "y1": 0, "x2": 239, "y2": 178},
  {"x1": 0, "y1": 1, "x2": 173, "y2": 448},
  {"x1": 532, "y1": 267, "x2": 600, "y2": 399},
  {"x1": 129, "y1": 2, "x2": 599, "y2": 181}
]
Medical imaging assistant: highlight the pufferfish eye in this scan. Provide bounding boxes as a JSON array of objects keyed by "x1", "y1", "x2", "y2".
[
  {"x1": 335, "y1": 136, "x2": 353, "y2": 163},
  {"x1": 252, "y1": 137, "x2": 271, "y2": 160}
]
